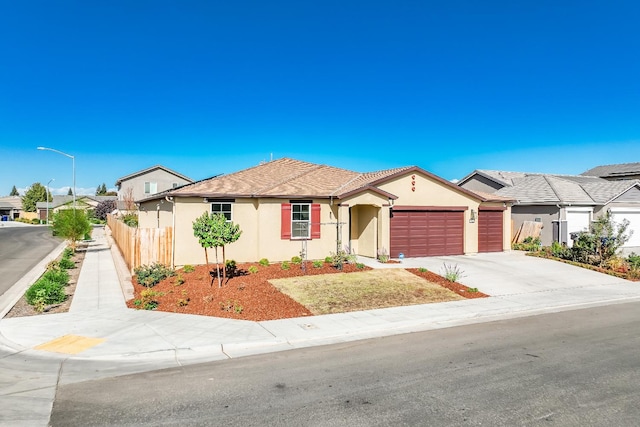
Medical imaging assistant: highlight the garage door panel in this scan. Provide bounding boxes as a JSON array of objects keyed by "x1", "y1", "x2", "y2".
[
  {"x1": 390, "y1": 210, "x2": 464, "y2": 257},
  {"x1": 478, "y1": 210, "x2": 503, "y2": 253}
]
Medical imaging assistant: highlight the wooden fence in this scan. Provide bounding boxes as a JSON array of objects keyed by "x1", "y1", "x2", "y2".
[{"x1": 107, "y1": 214, "x2": 173, "y2": 271}]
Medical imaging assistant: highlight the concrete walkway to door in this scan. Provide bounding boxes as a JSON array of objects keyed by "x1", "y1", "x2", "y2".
[{"x1": 357, "y1": 251, "x2": 636, "y2": 297}]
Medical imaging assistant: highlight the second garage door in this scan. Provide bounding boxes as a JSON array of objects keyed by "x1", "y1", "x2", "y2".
[
  {"x1": 478, "y1": 210, "x2": 504, "y2": 253},
  {"x1": 390, "y1": 210, "x2": 464, "y2": 257}
]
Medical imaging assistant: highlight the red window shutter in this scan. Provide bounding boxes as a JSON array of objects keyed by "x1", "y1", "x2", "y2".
[
  {"x1": 281, "y1": 203, "x2": 291, "y2": 240},
  {"x1": 311, "y1": 203, "x2": 321, "y2": 239}
]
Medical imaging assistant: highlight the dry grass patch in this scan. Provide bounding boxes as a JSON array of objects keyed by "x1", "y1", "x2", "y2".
[{"x1": 269, "y1": 269, "x2": 463, "y2": 315}]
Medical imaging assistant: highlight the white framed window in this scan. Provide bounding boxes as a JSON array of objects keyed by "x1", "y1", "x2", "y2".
[
  {"x1": 291, "y1": 203, "x2": 310, "y2": 239},
  {"x1": 144, "y1": 182, "x2": 158, "y2": 194},
  {"x1": 211, "y1": 202, "x2": 232, "y2": 221}
]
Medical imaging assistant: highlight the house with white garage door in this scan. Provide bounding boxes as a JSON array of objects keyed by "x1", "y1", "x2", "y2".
[
  {"x1": 136, "y1": 158, "x2": 514, "y2": 266},
  {"x1": 458, "y1": 170, "x2": 640, "y2": 252}
]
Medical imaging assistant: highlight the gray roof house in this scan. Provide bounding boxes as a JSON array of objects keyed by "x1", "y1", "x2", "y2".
[
  {"x1": 459, "y1": 170, "x2": 640, "y2": 251},
  {"x1": 35, "y1": 195, "x2": 117, "y2": 221},
  {"x1": 0, "y1": 196, "x2": 22, "y2": 220},
  {"x1": 115, "y1": 165, "x2": 194, "y2": 203},
  {"x1": 581, "y1": 162, "x2": 640, "y2": 181}
]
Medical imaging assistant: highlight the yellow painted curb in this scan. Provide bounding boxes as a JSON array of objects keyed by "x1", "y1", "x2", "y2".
[{"x1": 35, "y1": 334, "x2": 105, "y2": 354}]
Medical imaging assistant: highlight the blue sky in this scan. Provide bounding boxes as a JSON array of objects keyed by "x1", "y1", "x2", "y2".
[{"x1": 2, "y1": 1, "x2": 639, "y2": 196}]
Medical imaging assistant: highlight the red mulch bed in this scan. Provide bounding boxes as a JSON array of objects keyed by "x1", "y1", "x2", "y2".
[
  {"x1": 127, "y1": 263, "x2": 489, "y2": 321},
  {"x1": 406, "y1": 269, "x2": 489, "y2": 299}
]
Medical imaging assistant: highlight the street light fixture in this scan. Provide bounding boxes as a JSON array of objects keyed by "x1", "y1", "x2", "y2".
[
  {"x1": 46, "y1": 178, "x2": 54, "y2": 225},
  {"x1": 37, "y1": 147, "x2": 75, "y2": 210}
]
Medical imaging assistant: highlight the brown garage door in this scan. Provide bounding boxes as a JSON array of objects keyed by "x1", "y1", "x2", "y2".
[
  {"x1": 478, "y1": 210, "x2": 503, "y2": 253},
  {"x1": 390, "y1": 210, "x2": 464, "y2": 257}
]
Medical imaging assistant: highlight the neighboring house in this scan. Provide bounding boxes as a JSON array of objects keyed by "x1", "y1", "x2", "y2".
[
  {"x1": 36, "y1": 195, "x2": 117, "y2": 221},
  {"x1": 115, "y1": 165, "x2": 194, "y2": 203},
  {"x1": 581, "y1": 162, "x2": 640, "y2": 181},
  {"x1": 459, "y1": 170, "x2": 640, "y2": 252},
  {"x1": 0, "y1": 196, "x2": 22, "y2": 220},
  {"x1": 137, "y1": 158, "x2": 513, "y2": 266}
]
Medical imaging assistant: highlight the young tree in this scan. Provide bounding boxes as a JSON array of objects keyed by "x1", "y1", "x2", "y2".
[
  {"x1": 9, "y1": 185, "x2": 19, "y2": 196},
  {"x1": 21, "y1": 182, "x2": 48, "y2": 212},
  {"x1": 51, "y1": 209, "x2": 91, "y2": 250},
  {"x1": 67, "y1": 187, "x2": 73, "y2": 196},
  {"x1": 192, "y1": 212, "x2": 242, "y2": 287}
]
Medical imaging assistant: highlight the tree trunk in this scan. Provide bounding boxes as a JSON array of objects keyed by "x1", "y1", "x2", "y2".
[
  {"x1": 214, "y1": 247, "x2": 222, "y2": 288},
  {"x1": 222, "y1": 245, "x2": 226, "y2": 281}
]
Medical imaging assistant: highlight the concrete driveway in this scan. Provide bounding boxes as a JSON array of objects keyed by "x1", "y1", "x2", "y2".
[{"x1": 361, "y1": 251, "x2": 632, "y2": 296}]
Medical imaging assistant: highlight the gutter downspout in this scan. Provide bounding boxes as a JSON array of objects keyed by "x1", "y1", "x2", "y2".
[
  {"x1": 556, "y1": 204, "x2": 562, "y2": 245},
  {"x1": 166, "y1": 196, "x2": 176, "y2": 268}
]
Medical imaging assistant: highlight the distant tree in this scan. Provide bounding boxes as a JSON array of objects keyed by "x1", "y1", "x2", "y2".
[
  {"x1": 95, "y1": 200, "x2": 117, "y2": 220},
  {"x1": 104, "y1": 191, "x2": 118, "y2": 196},
  {"x1": 96, "y1": 183, "x2": 108, "y2": 196},
  {"x1": 51, "y1": 209, "x2": 91, "y2": 250},
  {"x1": 21, "y1": 183, "x2": 49, "y2": 212},
  {"x1": 9, "y1": 185, "x2": 19, "y2": 196},
  {"x1": 67, "y1": 187, "x2": 73, "y2": 196}
]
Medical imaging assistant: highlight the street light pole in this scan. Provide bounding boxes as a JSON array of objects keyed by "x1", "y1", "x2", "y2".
[
  {"x1": 37, "y1": 147, "x2": 75, "y2": 210},
  {"x1": 46, "y1": 178, "x2": 54, "y2": 224}
]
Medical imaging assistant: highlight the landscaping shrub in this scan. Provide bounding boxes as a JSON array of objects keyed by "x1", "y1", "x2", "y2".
[
  {"x1": 628, "y1": 253, "x2": 640, "y2": 270},
  {"x1": 63, "y1": 247, "x2": 74, "y2": 258},
  {"x1": 280, "y1": 261, "x2": 290, "y2": 270},
  {"x1": 225, "y1": 259, "x2": 237, "y2": 278},
  {"x1": 42, "y1": 268, "x2": 70, "y2": 285},
  {"x1": 441, "y1": 263, "x2": 465, "y2": 282},
  {"x1": 25, "y1": 278, "x2": 67, "y2": 309},
  {"x1": 134, "y1": 263, "x2": 176, "y2": 287},
  {"x1": 512, "y1": 236, "x2": 541, "y2": 251},
  {"x1": 291, "y1": 256, "x2": 302, "y2": 264},
  {"x1": 312, "y1": 260, "x2": 323, "y2": 268},
  {"x1": 58, "y1": 256, "x2": 76, "y2": 270},
  {"x1": 248, "y1": 265, "x2": 259, "y2": 274},
  {"x1": 122, "y1": 213, "x2": 138, "y2": 228},
  {"x1": 258, "y1": 258, "x2": 270, "y2": 266},
  {"x1": 324, "y1": 256, "x2": 333, "y2": 264},
  {"x1": 183, "y1": 265, "x2": 195, "y2": 273}
]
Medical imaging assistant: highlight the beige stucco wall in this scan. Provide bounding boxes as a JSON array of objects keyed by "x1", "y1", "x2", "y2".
[{"x1": 163, "y1": 197, "x2": 343, "y2": 266}]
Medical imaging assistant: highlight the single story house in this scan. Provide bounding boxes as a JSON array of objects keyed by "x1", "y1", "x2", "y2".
[
  {"x1": 36, "y1": 195, "x2": 117, "y2": 221},
  {"x1": 0, "y1": 196, "x2": 22, "y2": 220},
  {"x1": 115, "y1": 165, "x2": 194, "y2": 203},
  {"x1": 137, "y1": 158, "x2": 513, "y2": 266},
  {"x1": 458, "y1": 170, "x2": 640, "y2": 251}
]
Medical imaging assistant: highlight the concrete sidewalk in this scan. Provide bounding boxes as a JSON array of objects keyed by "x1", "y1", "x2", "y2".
[{"x1": 2, "y1": 227, "x2": 640, "y2": 426}]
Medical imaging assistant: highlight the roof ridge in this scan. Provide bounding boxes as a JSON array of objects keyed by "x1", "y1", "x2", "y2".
[
  {"x1": 329, "y1": 173, "x2": 364, "y2": 197},
  {"x1": 252, "y1": 162, "x2": 324, "y2": 195}
]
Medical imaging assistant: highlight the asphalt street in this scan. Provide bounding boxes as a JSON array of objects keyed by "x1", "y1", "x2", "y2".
[
  {"x1": 50, "y1": 301, "x2": 640, "y2": 427},
  {"x1": 0, "y1": 226, "x2": 61, "y2": 296}
]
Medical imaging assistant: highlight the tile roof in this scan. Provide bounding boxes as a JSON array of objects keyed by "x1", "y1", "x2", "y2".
[
  {"x1": 163, "y1": 158, "x2": 486, "y2": 201},
  {"x1": 581, "y1": 162, "x2": 640, "y2": 178},
  {"x1": 494, "y1": 173, "x2": 640, "y2": 205}
]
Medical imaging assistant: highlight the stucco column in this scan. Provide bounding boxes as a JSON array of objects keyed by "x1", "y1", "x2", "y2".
[{"x1": 379, "y1": 205, "x2": 391, "y2": 256}]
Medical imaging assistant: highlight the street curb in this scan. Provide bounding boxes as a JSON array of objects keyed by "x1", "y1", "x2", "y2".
[{"x1": 0, "y1": 241, "x2": 67, "y2": 319}]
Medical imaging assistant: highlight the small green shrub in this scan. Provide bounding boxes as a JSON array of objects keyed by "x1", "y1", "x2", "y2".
[
  {"x1": 628, "y1": 252, "x2": 640, "y2": 270},
  {"x1": 324, "y1": 256, "x2": 333, "y2": 263},
  {"x1": 512, "y1": 236, "x2": 541, "y2": 252},
  {"x1": 418, "y1": 267, "x2": 428, "y2": 273},
  {"x1": 467, "y1": 287, "x2": 479, "y2": 293},
  {"x1": 63, "y1": 247, "x2": 74, "y2": 258},
  {"x1": 220, "y1": 299, "x2": 243, "y2": 313},
  {"x1": 355, "y1": 263, "x2": 365, "y2": 269},
  {"x1": 122, "y1": 213, "x2": 138, "y2": 227},
  {"x1": 312, "y1": 260, "x2": 323, "y2": 268},
  {"x1": 134, "y1": 263, "x2": 176, "y2": 287},
  {"x1": 25, "y1": 278, "x2": 66, "y2": 309},
  {"x1": 441, "y1": 263, "x2": 465, "y2": 282},
  {"x1": 280, "y1": 261, "x2": 290, "y2": 270},
  {"x1": 291, "y1": 256, "x2": 302, "y2": 264},
  {"x1": 377, "y1": 247, "x2": 389, "y2": 263},
  {"x1": 248, "y1": 265, "x2": 259, "y2": 274},
  {"x1": 183, "y1": 265, "x2": 195, "y2": 273},
  {"x1": 136, "y1": 289, "x2": 164, "y2": 310},
  {"x1": 225, "y1": 259, "x2": 238, "y2": 278},
  {"x1": 42, "y1": 268, "x2": 70, "y2": 285},
  {"x1": 259, "y1": 258, "x2": 270, "y2": 266},
  {"x1": 174, "y1": 274, "x2": 185, "y2": 286},
  {"x1": 58, "y1": 257, "x2": 76, "y2": 270},
  {"x1": 31, "y1": 218, "x2": 41, "y2": 224}
]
